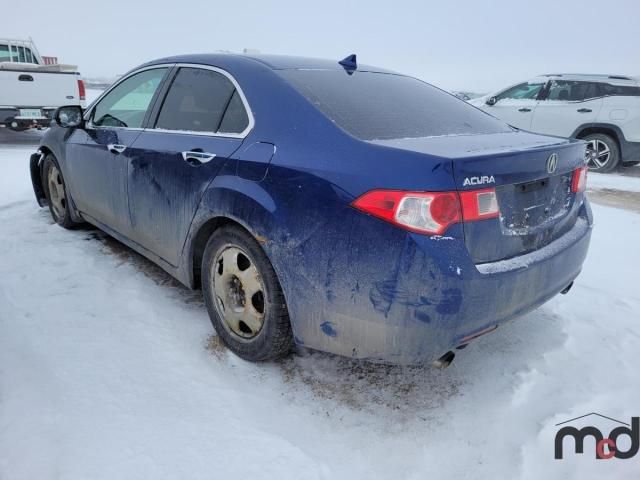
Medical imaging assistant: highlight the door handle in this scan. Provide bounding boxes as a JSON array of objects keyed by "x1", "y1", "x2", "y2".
[
  {"x1": 108, "y1": 144, "x2": 126, "y2": 154},
  {"x1": 577, "y1": 108, "x2": 592, "y2": 113},
  {"x1": 518, "y1": 107, "x2": 532, "y2": 112},
  {"x1": 182, "y1": 151, "x2": 216, "y2": 166}
]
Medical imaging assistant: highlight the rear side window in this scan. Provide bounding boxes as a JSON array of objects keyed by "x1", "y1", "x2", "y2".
[
  {"x1": 219, "y1": 91, "x2": 250, "y2": 134},
  {"x1": 279, "y1": 70, "x2": 510, "y2": 140},
  {"x1": 546, "y1": 81, "x2": 600, "y2": 101},
  {"x1": 25, "y1": 48, "x2": 36, "y2": 64},
  {"x1": 155, "y1": 68, "x2": 250, "y2": 134},
  {"x1": 601, "y1": 83, "x2": 640, "y2": 97}
]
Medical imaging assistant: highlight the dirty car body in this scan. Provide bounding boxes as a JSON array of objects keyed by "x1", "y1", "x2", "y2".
[{"x1": 30, "y1": 54, "x2": 593, "y2": 364}]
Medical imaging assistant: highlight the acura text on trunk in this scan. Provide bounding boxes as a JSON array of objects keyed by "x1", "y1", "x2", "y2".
[{"x1": 30, "y1": 54, "x2": 593, "y2": 365}]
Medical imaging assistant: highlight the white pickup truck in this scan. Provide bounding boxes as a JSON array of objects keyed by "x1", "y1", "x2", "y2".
[{"x1": 0, "y1": 38, "x2": 85, "y2": 131}]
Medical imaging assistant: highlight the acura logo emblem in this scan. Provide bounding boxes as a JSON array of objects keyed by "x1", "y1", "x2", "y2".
[{"x1": 547, "y1": 153, "x2": 558, "y2": 174}]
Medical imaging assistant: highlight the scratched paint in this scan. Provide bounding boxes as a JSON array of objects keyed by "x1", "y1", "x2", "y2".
[{"x1": 320, "y1": 321, "x2": 338, "y2": 337}]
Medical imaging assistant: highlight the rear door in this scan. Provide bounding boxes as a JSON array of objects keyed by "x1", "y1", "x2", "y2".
[
  {"x1": 530, "y1": 80, "x2": 603, "y2": 137},
  {"x1": 482, "y1": 81, "x2": 546, "y2": 130},
  {"x1": 66, "y1": 67, "x2": 169, "y2": 234},
  {"x1": 126, "y1": 66, "x2": 252, "y2": 266}
]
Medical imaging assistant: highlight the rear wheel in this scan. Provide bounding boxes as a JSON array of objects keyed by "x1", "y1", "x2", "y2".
[
  {"x1": 201, "y1": 225, "x2": 293, "y2": 361},
  {"x1": 42, "y1": 155, "x2": 81, "y2": 229},
  {"x1": 584, "y1": 133, "x2": 620, "y2": 173}
]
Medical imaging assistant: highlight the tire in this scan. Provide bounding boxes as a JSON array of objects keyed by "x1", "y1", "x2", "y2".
[
  {"x1": 583, "y1": 133, "x2": 620, "y2": 173},
  {"x1": 201, "y1": 225, "x2": 293, "y2": 361},
  {"x1": 42, "y1": 155, "x2": 81, "y2": 229}
]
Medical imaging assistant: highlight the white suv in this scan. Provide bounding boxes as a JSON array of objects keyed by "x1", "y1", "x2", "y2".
[{"x1": 470, "y1": 74, "x2": 640, "y2": 172}]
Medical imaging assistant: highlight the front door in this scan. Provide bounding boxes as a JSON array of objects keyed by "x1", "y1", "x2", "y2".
[
  {"x1": 483, "y1": 81, "x2": 547, "y2": 131},
  {"x1": 65, "y1": 67, "x2": 169, "y2": 234},
  {"x1": 126, "y1": 66, "x2": 252, "y2": 266}
]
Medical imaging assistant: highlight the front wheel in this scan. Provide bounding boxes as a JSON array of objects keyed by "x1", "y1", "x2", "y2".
[
  {"x1": 584, "y1": 133, "x2": 620, "y2": 173},
  {"x1": 201, "y1": 225, "x2": 293, "y2": 362},
  {"x1": 42, "y1": 155, "x2": 81, "y2": 229}
]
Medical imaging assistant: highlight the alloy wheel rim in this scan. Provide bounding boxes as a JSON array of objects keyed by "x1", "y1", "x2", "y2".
[
  {"x1": 586, "y1": 139, "x2": 611, "y2": 170},
  {"x1": 211, "y1": 245, "x2": 266, "y2": 340},
  {"x1": 47, "y1": 165, "x2": 66, "y2": 219}
]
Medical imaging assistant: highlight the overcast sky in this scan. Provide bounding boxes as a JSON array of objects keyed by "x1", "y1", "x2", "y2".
[{"x1": 5, "y1": 0, "x2": 639, "y2": 92}]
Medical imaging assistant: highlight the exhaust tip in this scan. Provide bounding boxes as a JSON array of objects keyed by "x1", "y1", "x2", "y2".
[
  {"x1": 432, "y1": 351, "x2": 455, "y2": 369},
  {"x1": 560, "y1": 281, "x2": 574, "y2": 295}
]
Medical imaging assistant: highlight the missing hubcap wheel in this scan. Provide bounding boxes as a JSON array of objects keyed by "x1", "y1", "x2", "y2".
[{"x1": 212, "y1": 245, "x2": 266, "y2": 340}]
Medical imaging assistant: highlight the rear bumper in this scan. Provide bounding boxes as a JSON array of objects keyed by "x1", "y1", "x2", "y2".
[
  {"x1": 621, "y1": 139, "x2": 640, "y2": 164},
  {"x1": 283, "y1": 200, "x2": 593, "y2": 365},
  {"x1": 0, "y1": 107, "x2": 53, "y2": 130}
]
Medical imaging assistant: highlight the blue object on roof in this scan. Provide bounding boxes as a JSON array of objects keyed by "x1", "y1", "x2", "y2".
[{"x1": 338, "y1": 54, "x2": 357, "y2": 74}]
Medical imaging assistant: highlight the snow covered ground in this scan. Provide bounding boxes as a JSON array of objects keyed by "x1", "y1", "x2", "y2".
[
  {"x1": 1, "y1": 146, "x2": 639, "y2": 479},
  {"x1": 588, "y1": 169, "x2": 640, "y2": 192}
]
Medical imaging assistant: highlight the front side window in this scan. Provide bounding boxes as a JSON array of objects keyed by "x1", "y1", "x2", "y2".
[
  {"x1": 280, "y1": 70, "x2": 510, "y2": 140},
  {"x1": 92, "y1": 68, "x2": 167, "y2": 129},
  {"x1": 496, "y1": 82, "x2": 545, "y2": 101},
  {"x1": 545, "y1": 81, "x2": 600, "y2": 101},
  {"x1": 155, "y1": 67, "x2": 249, "y2": 134}
]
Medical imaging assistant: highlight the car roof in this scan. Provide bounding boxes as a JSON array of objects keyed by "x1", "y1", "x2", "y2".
[
  {"x1": 538, "y1": 73, "x2": 640, "y2": 86},
  {"x1": 141, "y1": 53, "x2": 397, "y2": 74}
]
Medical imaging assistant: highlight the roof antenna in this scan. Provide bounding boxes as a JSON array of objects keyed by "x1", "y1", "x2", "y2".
[{"x1": 339, "y1": 54, "x2": 357, "y2": 74}]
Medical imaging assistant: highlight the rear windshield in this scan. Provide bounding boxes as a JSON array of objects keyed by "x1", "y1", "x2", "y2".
[{"x1": 279, "y1": 70, "x2": 511, "y2": 140}]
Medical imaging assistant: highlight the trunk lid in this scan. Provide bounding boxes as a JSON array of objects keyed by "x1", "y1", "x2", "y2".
[{"x1": 370, "y1": 131, "x2": 586, "y2": 263}]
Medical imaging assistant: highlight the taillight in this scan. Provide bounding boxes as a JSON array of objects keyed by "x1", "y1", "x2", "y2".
[
  {"x1": 351, "y1": 188, "x2": 500, "y2": 235},
  {"x1": 459, "y1": 188, "x2": 499, "y2": 221},
  {"x1": 77, "y1": 79, "x2": 86, "y2": 101},
  {"x1": 395, "y1": 192, "x2": 461, "y2": 234},
  {"x1": 571, "y1": 166, "x2": 587, "y2": 193}
]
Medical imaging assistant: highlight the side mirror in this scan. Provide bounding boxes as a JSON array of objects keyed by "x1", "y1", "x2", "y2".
[
  {"x1": 55, "y1": 106, "x2": 84, "y2": 128},
  {"x1": 486, "y1": 96, "x2": 498, "y2": 106}
]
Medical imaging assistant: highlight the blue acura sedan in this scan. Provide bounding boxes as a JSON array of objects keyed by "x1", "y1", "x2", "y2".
[{"x1": 30, "y1": 54, "x2": 592, "y2": 365}]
